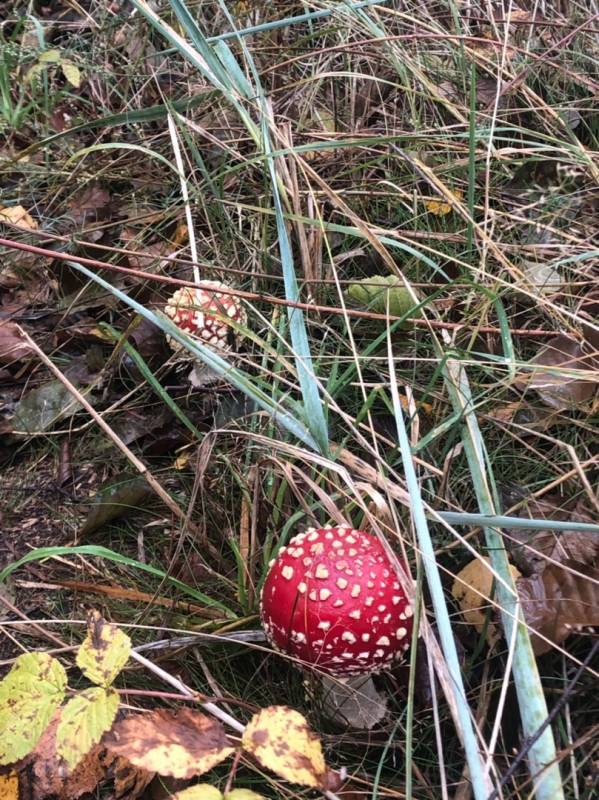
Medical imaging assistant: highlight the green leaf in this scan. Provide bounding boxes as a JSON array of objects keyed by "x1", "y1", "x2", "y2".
[
  {"x1": 61, "y1": 61, "x2": 81, "y2": 88},
  {"x1": 347, "y1": 275, "x2": 423, "y2": 327},
  {"x1": 38, "y1": 48, "x2": 62, "y2": 63},
  {"x1": 77, "y1": 610, "x2": 131, "y2": 687},
  {"x1": 56, "y1": 687, "x2": 119, "y2": 772},
  {"x1": 0, "y1": 652, "x2": 67, "y2": 763}
]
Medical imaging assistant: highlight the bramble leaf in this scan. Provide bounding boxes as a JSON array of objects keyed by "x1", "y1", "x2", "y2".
[
  {"x1": 56, "y1": 687, "x2": 119, "y2": 772},
  {"x1": 0, "y1": 652, "x2": 67, "y2": 764},
  {"x1": 242, "y1": 706, "x2": 326, "y2": 789},
  {"x1": 76, "y1": 610, "x2": 131, "y2": 687},
  {"x1": 105, "y1": 708, "x2": 234, "y2": 779}
]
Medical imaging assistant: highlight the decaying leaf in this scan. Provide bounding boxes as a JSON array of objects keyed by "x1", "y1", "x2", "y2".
[
  {"x1": 105, "y1": 708, "x2": 234, "y2": 779},
  {"x1": 504, "y1": 494, "x2": 599, "y2": 576},
  {"x1": 0, "y1": 205, "x2": 38, "y2": 230},
  {"x1": 346, "y1": 275, "x2": 423, "y2": 326},
  {"x1": 56, "y1": 687, "x2": 119, "y2": 772},
  {"x1": 517, "y1": 562, "x2": 599, "y2": 655},
  {"x1": 0, "y1": 653, "x2": 67, "y2": 764},
  {"x1": 104, "y1": 752, "x2": 154, "y2": 799},
  {"x1": 425, "y1": 189, "x2": 463, "y2": 215},
  {"x1": 0, "y1": 770, "x2": 19, "y2": 799},
  {"x1": 517, "y1": 333, "x2": 599, "y2": 410},
  {"x1": 170, "y1": 786, "x2": 223, "y2": 800},
  {"x1": 79, "y1": 474, "x2": 154, "y2": 537},
  {"x1": 76, "y1": 610, "x2": 131, "y2": 687},
  {"x1": 452, "y1": 557, "x2": 521, "y2": 642},
  {"x1": 319, "y1": 674, "x2": 387, "y2": 730},
  {"x1": 22, "y1": 713, "x2": 112, "y2": 800},
  {"x1": 9, "y1": 380, "x2": 84, "y2": 436},
  {"x1": 0, "y1": 322, "x2": 33, "y2": 365},
  {"x1": 241, "y1": 706, "x2": 327, "y2": 789}
]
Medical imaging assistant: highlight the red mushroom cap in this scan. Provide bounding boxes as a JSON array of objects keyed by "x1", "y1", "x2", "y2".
[
  {"x1": 164, "y1": 282, "x2": 245, "y2": 351},
  {"x1": 260, "y1": 526, "x2": 413, "y2": 676}
]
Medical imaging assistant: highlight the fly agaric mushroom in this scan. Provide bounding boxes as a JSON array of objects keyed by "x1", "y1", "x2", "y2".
[
  {"x1": 260, "y1": 526, "x2": 413, "y2": 677},
  {"x1": 164, "y1": 282, "x2": 245, "y2": 352}
]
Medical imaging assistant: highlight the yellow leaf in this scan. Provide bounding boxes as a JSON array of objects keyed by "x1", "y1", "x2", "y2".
[
  {"x1": 0, "y1": 771, "x2": 19, "y2": 799},
  {"x1": 0, "y1": 652, "x2": 67, "y2": 764},
  {"x1": 0, "y1": 205, "x2": 38, "y2": 230},
  {"x1": 56, "y1": 687, "x2": 119, "y2": 772},
  {"x1": 105, "y1": 708, "x2": 234, "y2": 779},
  {"x1": 452, "y1": 557, "x2": 521, "y2": 641},
  {"x1": 76, "y1": 610, "x2": 131, "y2": 687},
  {"x1": 171, "y1": 786, "x2": 223, "y2": 800},
  {"x1": 425, "y1": 189, "x2": 463, "y2": 216},
  {"x1": 61, "y1": 61, "x2": 81, "y2": 88},
  {"x1": 174, "y1": 452, "x2": 190, "y2": 470},
  {"x1": 241, "y1": 706, "x2": 326, "y2": 789},
  {"x1": 38, "y1": 49, "x2": 61, "y2": 63}
]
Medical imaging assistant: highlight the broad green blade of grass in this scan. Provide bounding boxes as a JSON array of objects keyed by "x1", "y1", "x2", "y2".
[
  {"x1": 135, "y1": 0, "x2": 329, "y2": 454},
  {"x1": 68, "y1": 261, "x2": 319, "y2": 451},
  {"x1": 442, "y1": 354, "x2": 564, "y2": 800},
  {"x1": 438, "y1": 511, "x2": 599, "y2": 534},
  {"x1": 385, "y1": 335, "x2": 491, "y2": 799},
  {"x1": 0, "y1": 545, "x2": 236, "y2": 617}
]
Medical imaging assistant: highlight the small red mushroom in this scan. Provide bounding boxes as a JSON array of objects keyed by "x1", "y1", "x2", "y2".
[
  {"x1": 164, "y1": 282, "x2": 245, "y2": 352},
  {"x1": 260, "y1": 526, "x2": 413, "y2": 676}
]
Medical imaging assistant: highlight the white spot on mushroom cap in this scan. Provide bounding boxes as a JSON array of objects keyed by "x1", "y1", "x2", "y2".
[
  {"x1": 375, "y1": 649, "x2": 385, "y2": 658},
  {"x1": 396, "y1": 627, "x2": 408, "y2": 639},
  {"x1": 376, "y1": 636, "x2": 390, "y2": 646},
  {"x1": 341, "y1": 631, "x2": 357, "y2": 644},
  {"x1": 362, "y1": 633, "x2": 370, "y2": 642},
  {"x1": 333, "y1": 599, "x2": 344, "y2": 607},
  {"x1": 319, "y1": 588, "x2": 331, "y2": 601},
  {"x1": 351, "y1": 585, "x2": 361, "y2": 598},
  {"x1": 349, "y1": 609, "x2": 361, "y2": 619},
  {"x1": 281, "y1": 566, "x2": 294, "y2": 580},
  {"x1": 336, "y1": 577, "x2": 348, "y2": 589},
  {"x1": 297, "y1": 582, "x2": 307, "y2": 594},
  {"x1": 318, "y1": 621, "x2": 331, "y2": 631},
  {"x1": 315, "y1": 564, "x2": 329, "y2": 579}
]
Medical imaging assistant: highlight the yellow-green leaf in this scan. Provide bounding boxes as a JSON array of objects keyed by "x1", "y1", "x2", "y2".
[
  {"x1": 171, "y1": 786, "x2": 223, "y2": 800},
  {"x1": 25, "y1": 63, "x2": 45, "y2": 83},
  {"x1": 38, "y1": 48, "x2": 62, "y2": 63},
  {"x1": 76, "y1": 610, "x2": 131, "y2": 687},
  {"x1": 346, "y1": 275, "x2": 423, "y2": 327},
  {"x1": 61, "y1": 61, "x2": 81, "y2": 88},
  {"x1": 56, "y1": 687, "x2": 119, "y2": 772},
  {"x1": 227, "y1": 791, "x2": 265, "y2": 799},
  {"x1": 241, "y1": 706, "x2": 326, "y2": 789},
  {"x1": 0, "y1": 652, "x2": 67, "y2": 764}
]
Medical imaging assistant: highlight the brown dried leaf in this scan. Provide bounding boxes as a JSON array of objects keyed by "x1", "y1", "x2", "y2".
[
  {"x1": 241, "y1": 706, "x2": 327, "y2": 789},
  {"x1": 104, "y1": 708, "x2": 234, "y2": 779},
  {"x1": 23, "y1": 713, "x2": 106, "y2": 800},
  {"x1": 517, "y1": 562, "x2": 599, "y2": 655},
  {"x1": 452, "y1": 557, "x2": 521, "y2": 642},
  {"x1": 0, "y1": 322, "x2": 33, "y2": 365},
  {"x1": 100, "y1": 751, "x2": 154, "y2": 799},
  {"x1": 517, "y1": 333, "x2": 599, "y2": 410},
  {"x1": 0, "y1": 205, "x2": 38, "y2": 230},
  {"x1": 66, "y1": 184, "x2": 111, "y2": 240},
  {"x1": 504, "y1": 494, "x2": 599, "y2": 576}
]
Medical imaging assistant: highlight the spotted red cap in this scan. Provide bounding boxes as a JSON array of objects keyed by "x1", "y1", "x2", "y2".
[
  {"x1": 164, "y1": 282, "x2": 245, "y2": 351},
  {"x1": 260, "y1": 526, "x2": 413, "y2": 676}
]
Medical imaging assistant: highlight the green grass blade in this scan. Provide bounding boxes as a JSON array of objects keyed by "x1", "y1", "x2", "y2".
[
  {"x1": 386, "y1": 337, "x2": 492, "y2": 800},
  {"x1": 442, "y1": 355, "x2": 564, "y2": 800},
  {"x1": 0, "y1": 545, "x2": 236, "y2": 617},
  {"x1": 68, "y1": 261, "x2": 319, "y2": 451}
]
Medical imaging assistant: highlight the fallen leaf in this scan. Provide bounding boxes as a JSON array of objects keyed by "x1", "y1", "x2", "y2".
[
  {"x1": 61, "y1": 61, "x2": 80, "y2": 88},
  {"x1": 452, "y1": 557, "x2": 521, "y2": 641},
  {"x1": 517, "y1": 561, "x2": 599, "y2": 655},
  {"x1": 0, "y1": 653, "x2": 67, "y2": 764},
  {"x1": 517, "y1": 333, "x2": 599, "y2": 410},
  {"x1": 76, "y1": 610, "x2": 132, "y2": 687},
  {"x1": 503, "y1": 494, "x2": 599, "y2": 576},
  {"x1": 0, "y1": 205, "x2": 38, "y2": 230},
  {"x1": 105, "y1": 708, "x2": 234, "y2": 779},
  {"x1": 0, "y1": 771, "x2": 18, "y2": 799},
  {"x1": 241, "y1": 706, "x2": 327, "y2": 789},
  {"x1": 9, "y1": 380, "x2": 83, "y2": 436},
  {"x1": 56, "y1": 688, "x2": 119, "y2": 772},
  {"x1": 226, "y1": 791, "x2": 266, "y2": 799},
  {"x1": 425, "y1": 189, "x2": 463, "y2": 215},
  {"x1": 170, "y1": 786, "x2": 223, "y2": 800},
  {"x1": 66, "y1": 184, "x2": 111, "y2": 240},
  {"x1": 104, "y1": 752, "x2": 154, "y2": 799},
  {"x1": 22, "y1": 714, "x2": 107, "y2": 800},
  {"x1": 0, "y1": 322, "x2": 33, "y2": 365},
  {"x1": 79, "y1": 474, "x2": 154, "y2": 536},
  {"x1": 346, "y1": 275, "x2": 423, "y2": 326},
  {"x1": 319, "y1": 674, "x2": 387, "y2": 730}
]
